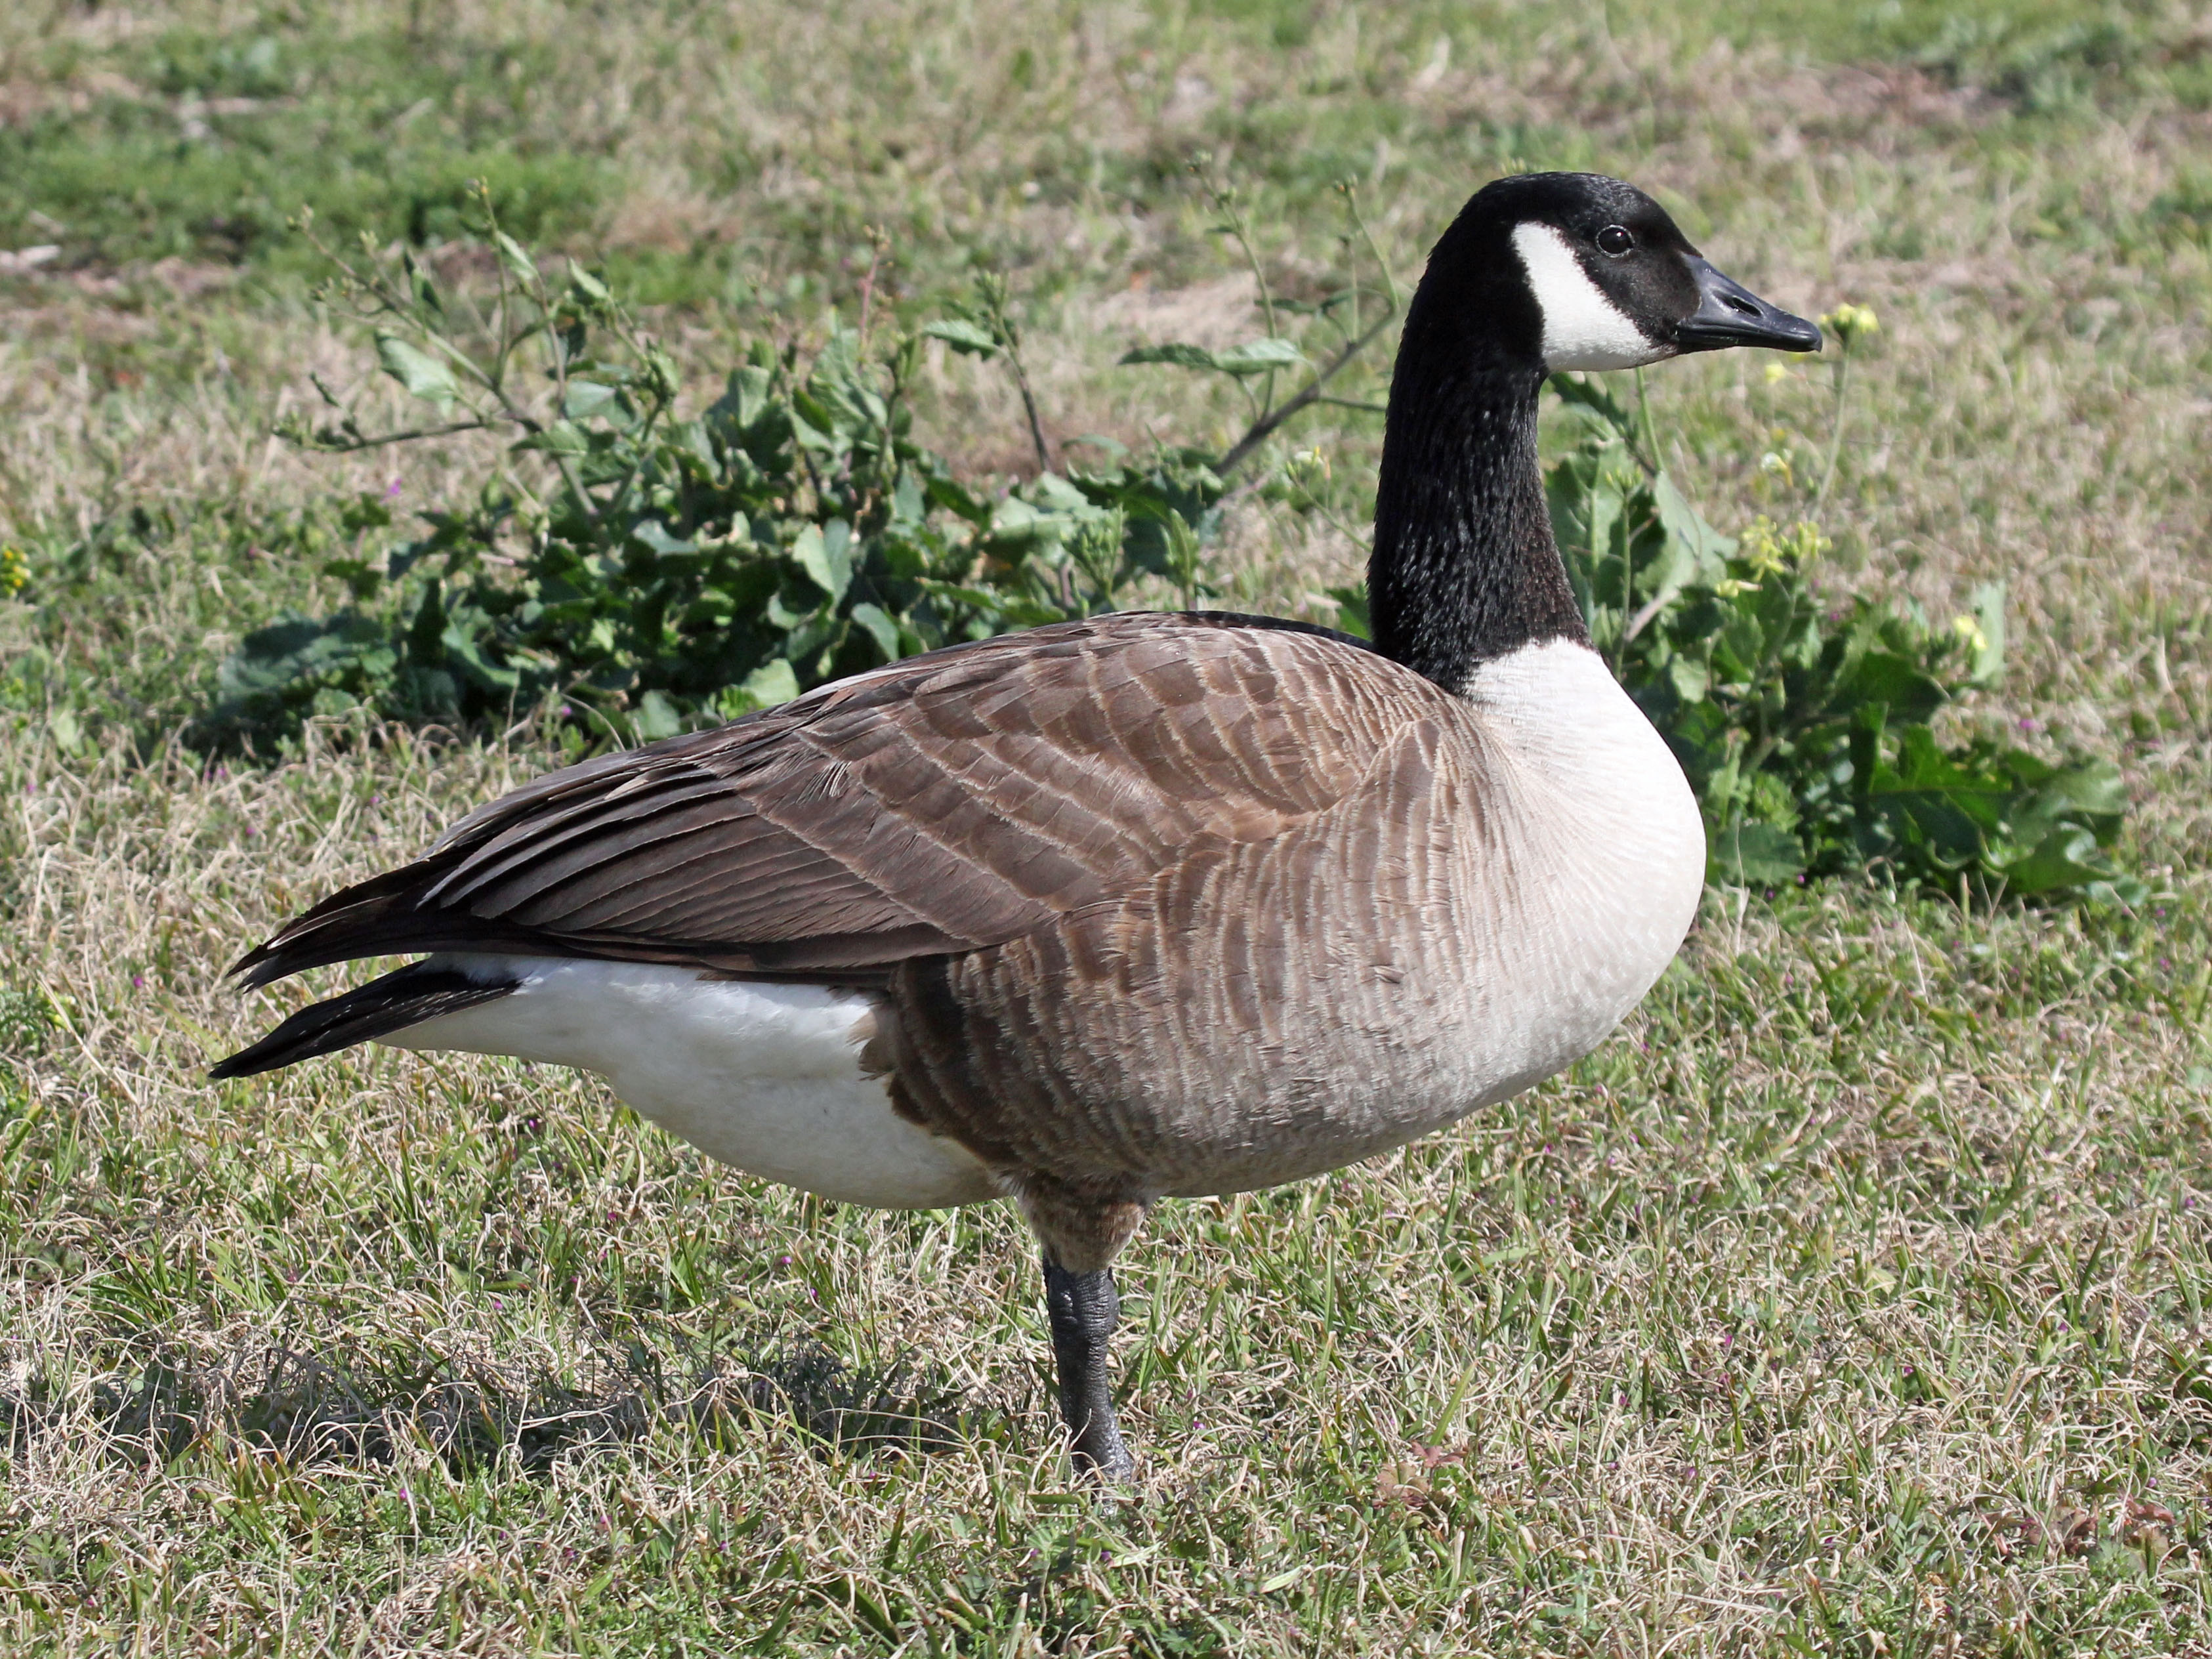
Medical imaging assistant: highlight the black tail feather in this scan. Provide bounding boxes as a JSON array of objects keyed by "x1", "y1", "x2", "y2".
[
  {"x1": 227, "y1": 864, "x2": 566, "y2": 989},
  {"x1": 209, "y1": 963, "x2": 518, "y2": 1080}
]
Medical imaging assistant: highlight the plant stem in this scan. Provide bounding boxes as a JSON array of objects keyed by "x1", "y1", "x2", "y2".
[
  {"x1": 1341, "y1": 181, "x2": 1400, "y2": 313},
  {"x1": 980, "y1": 275, "x2": 1053, "y2": 474},
  {"x1": 1632, "y1": 366, "x2": 1663, "y2": 478},
  {"x1": 1009, "y1": 354, "x2": 1053, "y2": 476},
  {"x1": 1200, "y1": 169, "x2": 1282, "y2": 425},
  {"x1": 1814, "y1": 344, "x2": 1854, "y2": 510},
  {"x1": 1215, "y1": 310, "x2": 1395, "y2": 477},
  {"x1": 295, "y1": 419, "x2": 495, "y2": 453}
]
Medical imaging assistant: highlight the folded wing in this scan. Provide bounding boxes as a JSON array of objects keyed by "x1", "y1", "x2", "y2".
[{"x1": 230, "y1": 614, "x2": 1419, "y2": 989}]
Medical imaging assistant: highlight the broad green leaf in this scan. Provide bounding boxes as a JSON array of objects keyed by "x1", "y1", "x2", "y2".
[
  {"x1": 1028, "y1": 472, "x2": 1095, "y2": 513},
  {"x1": 375, "y1": 334, "x2": 460, "y2": 410},
  {"x1": 1118, "y1": 343, "x2": 1221, "y2": 371},
  {"x1": 564, "y1": 380, "x2": 620, "y2": 420},
  {"x1": 629, "y1": 520, "x2": 694, "y2": 556},
  {"x1": 791, "y1": 522, "x2": 852, "y2": 602},
  {"x1": 1328, "y1": 585, "x2": 1370, "y2": 639},
  {"x1": 848, "y1": 601, "x2": 900, "y2": 660},
  {"x1": 1968, "y1": 581, "x2": 2007, "y2": 684},
  {"x1": 925, "y1": 473, "x2": 992, "y2": 526},
  {"x1": 1209, "y1": 337, "x2": 1305, "y2": 376},
  {"x1": 1709, "y1": 820, "x2": 1805, "y2": 886},
  {"x1": 1990, "y1": 824, "x2": 2109, "y2": 895},
  {"x1": 512, "y1": 421, "x2": 588, "y2": 456},
  {"x1": 491, "y1": 231, "x2": 539, "y2": 286},
  {"x1": 442, "y1": 624, "x2": 521, "y2": 692},
  {"x1": 922, "y1": 319, "x2": 1003, "y2": 357},
  {"x1": 1844, "y1": 652, "x2": 1948, "y2": 725},
  {"x1": 1652, "y1": 471, "x2": 1735, "y2": 585},
  {"x1": 634, "y1": 690, "x2": 683, "y2": 741},
  {"x1": 1547, "y1": 372, "x2": 1638, "y2": 434},
  {"x1": 720, "y1": 658, "x2": 800, "y2": 717},
  {"x1": 2031, "y1": 755, "x2": 2127, "y2": 818}
]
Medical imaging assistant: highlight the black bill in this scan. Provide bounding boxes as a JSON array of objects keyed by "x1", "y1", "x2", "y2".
[{"x1": 1674, "y1": 257, "x2": 1822, "y2": 354}]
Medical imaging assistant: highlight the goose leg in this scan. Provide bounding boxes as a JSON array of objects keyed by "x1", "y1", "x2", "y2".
[{"x1": 1043, "y1": 1256, "x2": 1133, "y2": 1482}]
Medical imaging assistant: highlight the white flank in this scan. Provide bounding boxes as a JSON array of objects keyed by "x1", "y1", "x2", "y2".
[
  {"x1": 385, "y1": 957, "x2": 995, "y2": 1209},
  {"x1": 1509, "y1": 222, "x2": 1668, "y2": 371}
]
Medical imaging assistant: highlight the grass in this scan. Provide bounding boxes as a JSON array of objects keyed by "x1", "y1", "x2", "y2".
[{"x1": 3, "y1": 0, "x2": 2211, "y2": 1651}]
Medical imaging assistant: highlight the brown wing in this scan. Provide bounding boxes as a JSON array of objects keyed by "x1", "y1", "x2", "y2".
[{"x1": 231, "y1": 612, "x2": 1433, "y2": 987}]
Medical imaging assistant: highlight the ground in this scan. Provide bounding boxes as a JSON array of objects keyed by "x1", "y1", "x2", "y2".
[{"x1": 2, "y1": 1, "x2": 2211, "y2": 1652}]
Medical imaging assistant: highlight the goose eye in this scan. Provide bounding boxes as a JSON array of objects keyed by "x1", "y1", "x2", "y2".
[{"x1": 1595, "y1": 225, "x2": 1635, "y2": 257}]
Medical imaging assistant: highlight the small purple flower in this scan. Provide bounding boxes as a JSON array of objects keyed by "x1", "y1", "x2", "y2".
[
  {"x1": 131, "y1": 975, "x2": 144, "y2": 990},
  {"x1": 385, "y1": 478, "x2": 403, "y2": 499},
  {"x1": 2018, "y1": 717, "x2": 2039, "y2": 732}
]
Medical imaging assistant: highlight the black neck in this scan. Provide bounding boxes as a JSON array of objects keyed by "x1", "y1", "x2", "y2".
[{"x1": 1367, "y1": 309, "x2": 1588, "y2": 693}]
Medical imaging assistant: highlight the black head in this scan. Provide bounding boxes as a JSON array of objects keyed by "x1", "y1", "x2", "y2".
[
  {"x1": 1420, "y1": 172, "x2": 1820, "y2": 372},
  {"x1": 1371, "y1": 174, "x2": 1822, "y2": 692}
]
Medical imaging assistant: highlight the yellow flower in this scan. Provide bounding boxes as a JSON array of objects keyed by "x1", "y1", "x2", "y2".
[
  {"x1": 1819, "y1": 302, "x2": 1879, "y2": 346},
  {"x1": 1763, "y1": 362, "x2": 1789, "y2": 385},
  {"x1": 0, "y1": 546, "x2": 26, "y2": 596},
  {"x1": 1738, "y1": 516, "x2": 1829, "y2": 579},
  {"x1": 1951, "y1": 614, "x2": 1989, "y2": 655}
]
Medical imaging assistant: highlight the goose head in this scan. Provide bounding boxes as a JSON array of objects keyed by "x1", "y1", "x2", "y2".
[
  {"x1": 1371, "y1": 173, "x2": 1820, "y2": 691},
  {"x1": 1411, "y1": 171, "x2": 1822, "y2": 376}
]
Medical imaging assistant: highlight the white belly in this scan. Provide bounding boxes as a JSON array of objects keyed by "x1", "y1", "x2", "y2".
[{"x1": 385, "y1": 956, "x2": 997, "y2": 1209}]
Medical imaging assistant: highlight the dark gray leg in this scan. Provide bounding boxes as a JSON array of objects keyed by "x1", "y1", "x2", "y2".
[{"x1": 1043, "y1": 1256, "x2": 1133, "y2": 1482}]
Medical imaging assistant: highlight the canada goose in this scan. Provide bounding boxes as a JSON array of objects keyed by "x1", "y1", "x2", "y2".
[{"x1": 213, "y1": 173, "x2": 1818, "y2": 1482}]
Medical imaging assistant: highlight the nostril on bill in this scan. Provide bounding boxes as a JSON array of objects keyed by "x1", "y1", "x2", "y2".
[{"x1": 1722, "y1": 293, "x2": 1760, "y2": 317}]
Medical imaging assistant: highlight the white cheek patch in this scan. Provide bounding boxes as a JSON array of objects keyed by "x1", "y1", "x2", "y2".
[{"x1": 1510, "y1": 222, "x2": 1669, "y2": 372}]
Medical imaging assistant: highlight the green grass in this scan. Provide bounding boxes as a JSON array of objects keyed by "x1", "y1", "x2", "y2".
[
  {"x1": 1, "y1": 22, "x2": 609, "y2": 275},
  {"x1": 4, "y1": 0, "x2": 2212, "y2": 1652}
]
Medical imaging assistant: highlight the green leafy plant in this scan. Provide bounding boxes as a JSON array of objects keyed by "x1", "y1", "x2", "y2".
[
  {"x1": 205, "y1": 187, "x2": 1397, "y2": 750},
  {"x1": 204, "y1": 217, "x2": 1115, "y2": 747},
  {"x1": 1537, "y1": 372, "x2": 2139, "y2": 902}
]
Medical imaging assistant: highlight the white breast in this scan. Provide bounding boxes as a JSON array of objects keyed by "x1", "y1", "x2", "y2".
[
  {"x1": 385, "y1": 958, "x2": 996, "y2": 1209},
  {"x1": 1453, "y1": 636, "x2": 1707, "y2": 1093}
]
